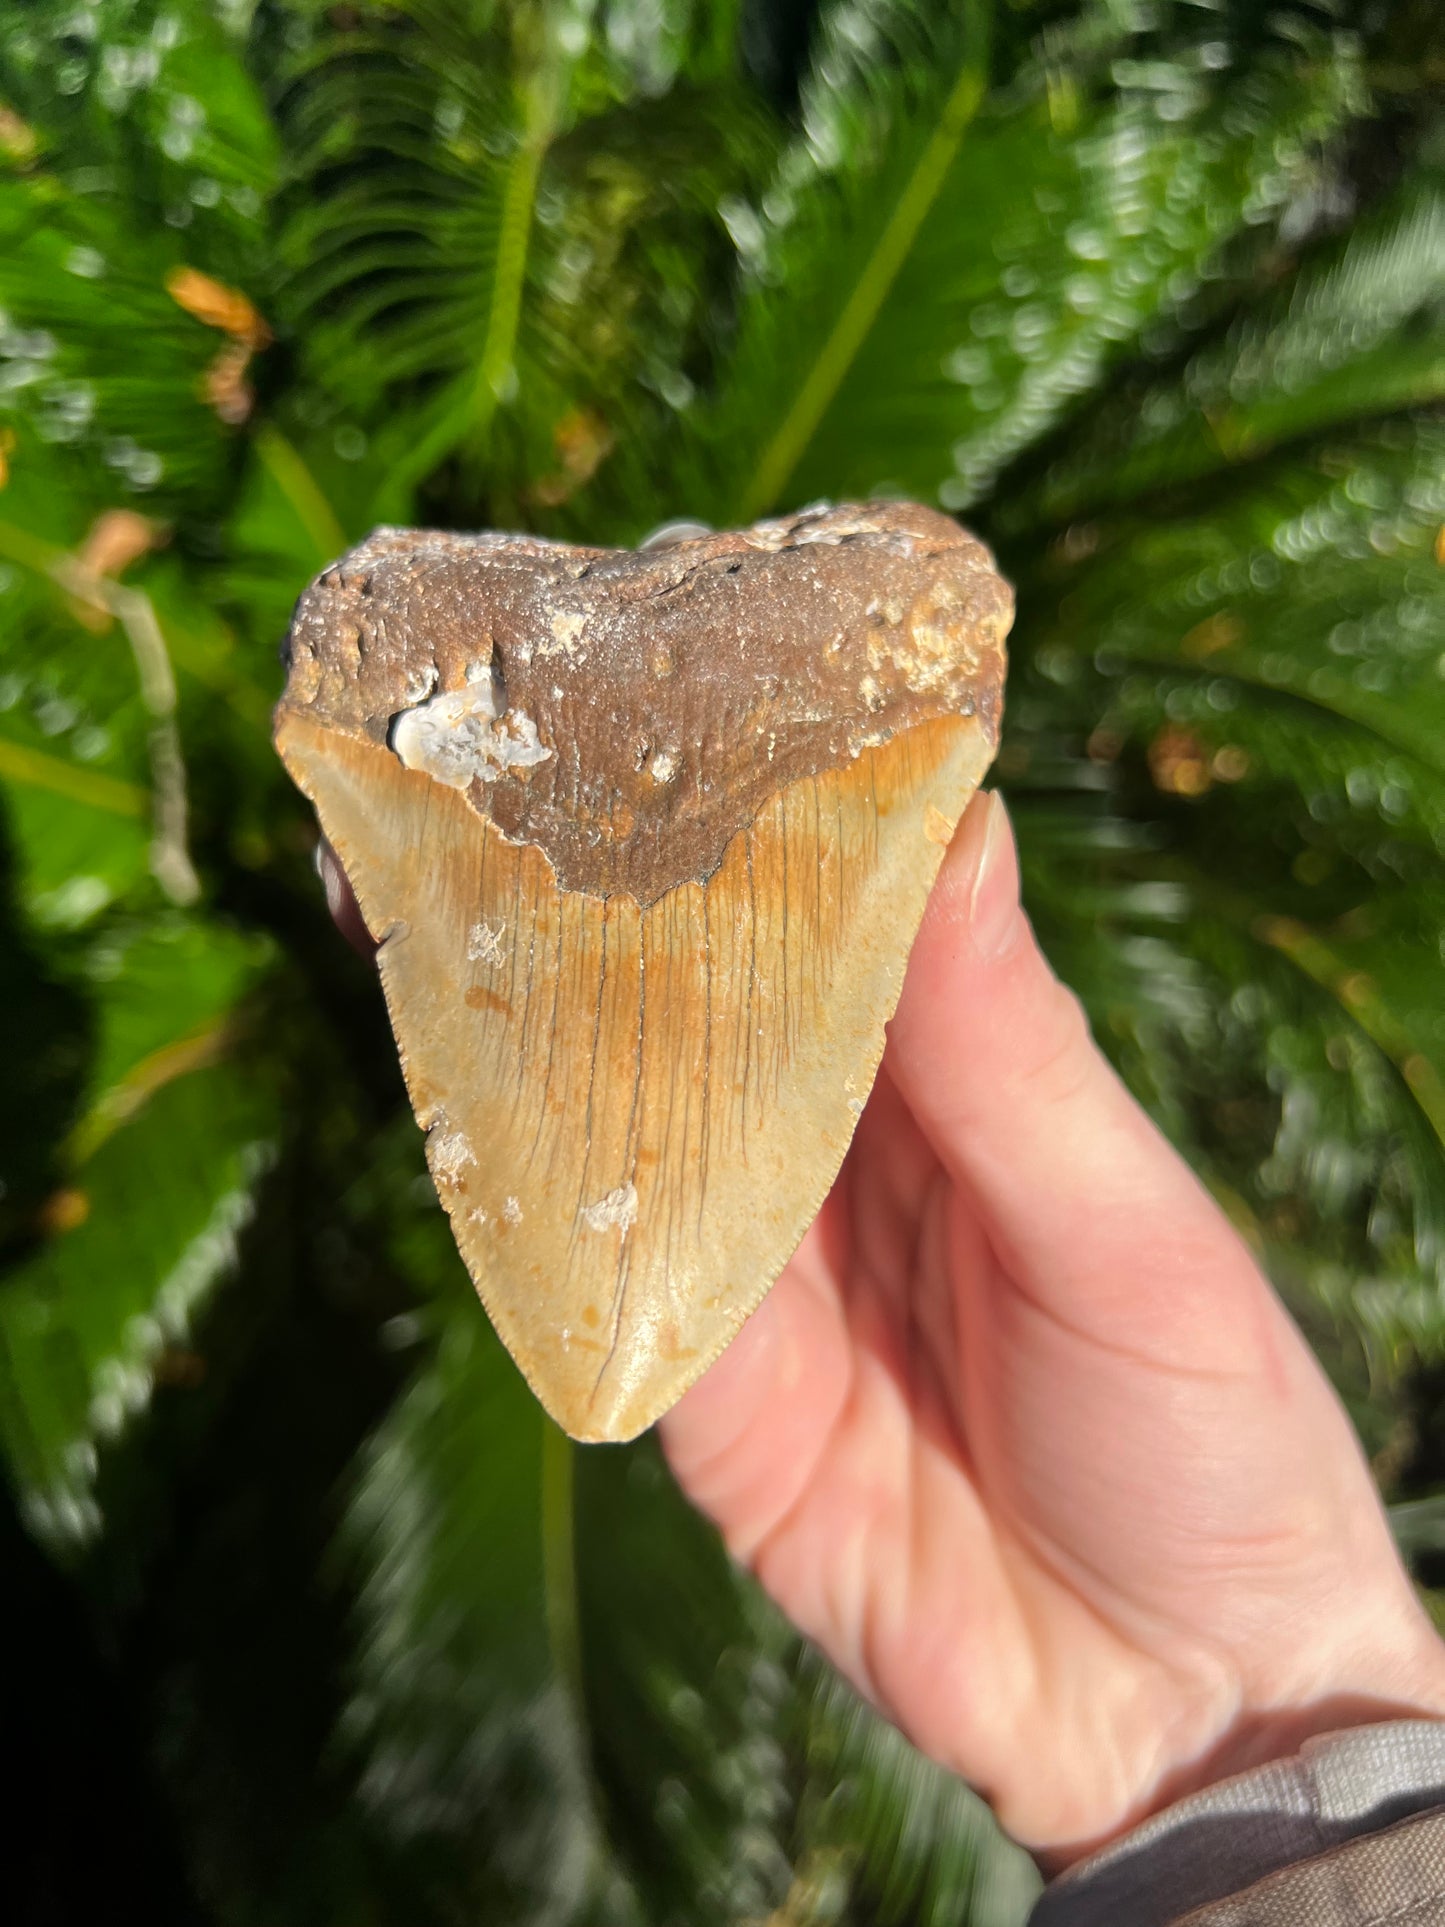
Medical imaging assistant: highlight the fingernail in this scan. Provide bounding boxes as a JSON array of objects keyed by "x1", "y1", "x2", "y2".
[{"x1": 968, "y1": 792, "x2": 1020, "y2": 959}]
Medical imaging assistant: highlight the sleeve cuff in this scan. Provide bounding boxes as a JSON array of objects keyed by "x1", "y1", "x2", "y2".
[{"x1": 1029, "y1": 1720, "x2": 1445, "y2": 1927}]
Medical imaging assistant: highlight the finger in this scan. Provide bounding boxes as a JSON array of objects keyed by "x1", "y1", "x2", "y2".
[
  {"x1": 658, "y1": 1209, "x2": 855, "y2": 1557},
  {"x1": 316, "y1": 835, "x2": 377, "y2": 959},
  {"x1": 843, "y1": 1062, "x2": 943, "y2": 1307},
  {"x1": 884, "y1": 791, "x2": 1287, "y2": 1377}
]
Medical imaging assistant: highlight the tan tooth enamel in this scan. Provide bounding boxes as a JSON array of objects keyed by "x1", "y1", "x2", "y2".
[{"x1": 274, "y1": 503, "x2": 1011, "y2": 1440}]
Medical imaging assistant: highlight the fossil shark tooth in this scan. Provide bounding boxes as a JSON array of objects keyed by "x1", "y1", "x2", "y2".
[{"x1": 274, "y1": 503, "x2": 1011, "y2": 1442}]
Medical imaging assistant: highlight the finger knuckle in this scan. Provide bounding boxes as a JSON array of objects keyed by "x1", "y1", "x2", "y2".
[{"x1": 1017, "y1": 982, "x2": 1097, "y2": 1108}]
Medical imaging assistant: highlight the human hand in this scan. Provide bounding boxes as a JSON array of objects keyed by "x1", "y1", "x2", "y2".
[{"x1": 659, "y1": 790, "x2": 1445, "y2": 1862}]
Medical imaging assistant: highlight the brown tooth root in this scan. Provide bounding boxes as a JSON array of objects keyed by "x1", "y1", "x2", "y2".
[{"x1": 274, "y1": 502, "x2": 1012, "y2": 1442}]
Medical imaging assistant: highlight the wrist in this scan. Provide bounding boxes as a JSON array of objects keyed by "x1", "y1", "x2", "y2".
[
  {"x1": 1200, "y1": 1622, "x2": 1445, "y2": 1793},
  {"x1": 1039, "y1": 1627, "x2": 1445, "y2": 1875}
]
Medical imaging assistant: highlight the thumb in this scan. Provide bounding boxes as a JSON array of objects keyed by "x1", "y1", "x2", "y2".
[{"x1": 885, "y1": 790, "x2": 1283, "y2": 1377}]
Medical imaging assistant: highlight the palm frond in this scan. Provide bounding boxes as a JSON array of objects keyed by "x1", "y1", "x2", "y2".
[
  {"x1": 0, "y1": 0, "x2": 275, "y2": 229},
  {"x1": 337, "y1": 1145, "x2": 647, "y2": 1920},
  {"x1": 0, "y1": 183, "x2": 241, "y2": 509},
  {"x1": 0, "y1": 1019, "x2": 277, "y2": 1546},
  {"x1": 1026, "y1": 173, "x2": 1445, "y2": 522},
  {"x1": 1002, "y1": 412, "x2": 1445, "y2": 1405},
  {"x1": 677, "y1": 0, "x2": 1361, "y2": 523},
  {"x1": 272, "y1": 0, "x2": 764, "y2": 529},
  {"x1": 802, "y1": 1661, "x2": 1041, "y2": 1926},
  {"x1": 0, "y1": 497, "x2": 163, "y2": 921}
]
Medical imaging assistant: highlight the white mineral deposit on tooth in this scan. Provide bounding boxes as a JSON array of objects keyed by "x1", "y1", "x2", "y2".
[
  {"x1": 578, "y1": 1184, "x2": 638, "y2": 1235},
  {"x1": 390, "y1": 681, "x2": 552, "y2": 789},
  {"x1": 467, "y1": 919, "x2": 507, "y2": 967},
  {"x1": 430, "y1": 1127, "x2": 476, "y2": 1183},
  {"x1": 540, "y1": 609, "x2": 588, "y2": 660}
]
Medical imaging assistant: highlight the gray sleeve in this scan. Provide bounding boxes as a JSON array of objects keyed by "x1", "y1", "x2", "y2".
[{"x1": 1028, "y1": 1720, "x2": 1445, "y2": 1927}]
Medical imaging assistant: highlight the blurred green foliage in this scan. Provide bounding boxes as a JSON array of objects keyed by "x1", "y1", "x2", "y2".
[{"x1": 1, "y1": 0, "x2": 1443, "y2": 1919}]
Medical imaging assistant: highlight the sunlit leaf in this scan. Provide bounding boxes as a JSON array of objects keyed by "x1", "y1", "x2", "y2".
[
  {"x1": 0, "y1": 555, "x2": 156, "y2": 923},
  {"x1": 803, "y1": 1662, "x2": 1042, "y2": 1926},
  {"x1": 1001, "y1": 413, "x2": 1445, "y2": 1409},
  {"x1": 0, "y1": 0, "x2": 277, "y2": 234},
  {"x1": 681, "y1": 0, "x2": 1359, "y2": 522},
  {"x1": 341, "y1": 1276, "x2": 647, "y2": 1921},
  {"x1": 271, "y1": 1, "x2": 766, "y2": 530},
  {"x1": 1026, "y1": 176, "x2": 1445, "y2": 522},
  {"x1": 68, "y1": 914, "x2": 274, "y2": 1154},
  {"x1": 0, "y1": 1056, "x2": 278, "y2": 1547}
]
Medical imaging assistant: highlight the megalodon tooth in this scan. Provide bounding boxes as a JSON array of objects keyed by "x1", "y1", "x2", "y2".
[{"x1": 274, "y1": 502, "x2": 1012, "y2": 1441}]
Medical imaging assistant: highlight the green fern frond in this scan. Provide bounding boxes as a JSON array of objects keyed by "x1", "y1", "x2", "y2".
[{"x1": 0, "y1": 0, "x2": 275, "y2": 225}]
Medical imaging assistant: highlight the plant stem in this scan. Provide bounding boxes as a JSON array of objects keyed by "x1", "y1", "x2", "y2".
[
  {"x1": 374, "y1": 68, "x2": 561, "y2": 517},
  {"x1": 0, "y1": 739, "x2": 146, "y2": 817},
  {"x1": 474, "y1": 108, "x2": 550, "y2": 431},
  {"x1": 540, "y1": 1419, "x2": 584, "y2": 1719},
  {"x1": 255, "y1": 425, "x2": 346, "y2": 561},
  {"x1": 0, "y1": 519, "x2": 199, "y2": 903}
]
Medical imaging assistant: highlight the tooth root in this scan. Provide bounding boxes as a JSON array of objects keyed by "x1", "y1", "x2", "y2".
[{"x1": 276, "y1": 708, "x2": 994, "y2": 1441}]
